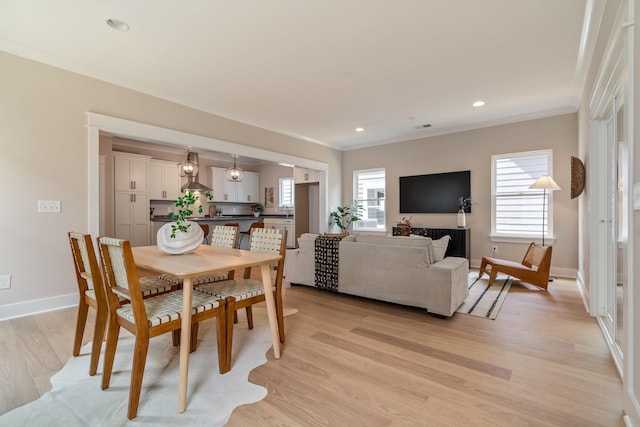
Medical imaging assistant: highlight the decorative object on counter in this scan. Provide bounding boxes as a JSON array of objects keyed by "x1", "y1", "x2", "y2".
[
  {"x1": 396, "y1": 216, "x2": 412, "y2": 236},
  {"x1": 225, "y1": 154, "x2": 244, "y2": 182},
  {"x1": 209, "y1": 205, "x2": 217, "y2": 217},
  {"x1": 329, "y1": 202, "x2": 364, "y2": 234},
  {"x1": 157, "y1": 190, "x2": 213, "y2": 254},
  {"x1": 457, "y1": 196, "x2": 471, "y2": 228},
  {"x1": 251, "y1": 202, "x2": 264, "y2": 217}
]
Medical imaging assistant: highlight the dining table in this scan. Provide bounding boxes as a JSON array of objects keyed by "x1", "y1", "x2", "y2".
[{"x1": 131, "y1": 244, "x2": 282, "y2": 413}]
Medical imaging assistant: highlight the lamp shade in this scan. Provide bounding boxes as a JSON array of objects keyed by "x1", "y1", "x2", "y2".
[{"x1": 529, "y1": 175, "x2": 561, "y2": 191}]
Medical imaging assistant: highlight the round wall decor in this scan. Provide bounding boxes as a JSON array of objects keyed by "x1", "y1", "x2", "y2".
[{"x1": 571, "y1": 156, "x2": 585, "y2": 199}]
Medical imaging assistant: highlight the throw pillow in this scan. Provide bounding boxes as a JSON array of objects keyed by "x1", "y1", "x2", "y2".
[{"x1": 432, "y1": 235, "x2": 451, "y2": 262}]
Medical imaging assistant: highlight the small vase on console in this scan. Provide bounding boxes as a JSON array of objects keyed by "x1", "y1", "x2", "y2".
[{"x1": 457, "y1": 208, "x2": 466, "y2": 228}]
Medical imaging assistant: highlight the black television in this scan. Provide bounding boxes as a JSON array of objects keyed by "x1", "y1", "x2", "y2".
[{"x1": 399, "y1": 170, "x2": 471, "y2": 213}]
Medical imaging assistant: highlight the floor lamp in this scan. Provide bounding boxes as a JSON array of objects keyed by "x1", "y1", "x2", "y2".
[{"x1": 529, "y1": 175, "x2": 561, "y2": 246}]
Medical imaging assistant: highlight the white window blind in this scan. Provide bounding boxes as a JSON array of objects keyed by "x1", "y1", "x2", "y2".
[
  {"x1": 279, "y1": 177, "x2": 294, "y2": 208},
  {"x1": 353, "y1": 168, "x2": 385, "y2": 231},
  {"x1": 492, "y1": 150, "x2": 553, "y2": 238}
]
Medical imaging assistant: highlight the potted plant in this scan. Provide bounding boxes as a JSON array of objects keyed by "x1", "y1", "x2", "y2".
[
  {"x1": 251, "y1": 202, "x2": 264, "y2": 217},
  {"x1": 156, "y1": 190, "x2": 213, "y2": 254},
  {"x1": 329, "y1": 202, "x2": 364, "y2": 234}
]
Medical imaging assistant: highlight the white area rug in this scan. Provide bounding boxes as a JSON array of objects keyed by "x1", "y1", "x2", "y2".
[
  {"x1": 0, "y1": 312, "x2": 274, "y2": 426},
  {"x1": 456, "y1": 273, "x2": 512, "y2": 319}
]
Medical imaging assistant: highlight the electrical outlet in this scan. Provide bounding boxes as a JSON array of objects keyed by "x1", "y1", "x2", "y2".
[
  {"x1": 38, "y1": 200, "x2": 61, "y2": 213},
  {"x1": 0, "y1": 275, "x2": 11, "y2": 290},
  {"x1": 491, "y1": 245, "x2": 498, "y2": 255}
]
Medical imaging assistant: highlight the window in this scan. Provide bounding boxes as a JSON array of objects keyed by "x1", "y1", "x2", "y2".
[
  {"x1": 353, "y1": 168, "x2": 385, "y2": 231},
  {"x1": 279, "y1": 177, "x2": 294, "y2": 208},
  {"x1": 492, "y1": 150, "x2": 554, "y2": 241}
]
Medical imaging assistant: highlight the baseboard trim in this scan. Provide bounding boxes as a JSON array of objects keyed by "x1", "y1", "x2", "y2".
[{"x1": 0, "y1": 293, "x2": 77, "y2": 321}]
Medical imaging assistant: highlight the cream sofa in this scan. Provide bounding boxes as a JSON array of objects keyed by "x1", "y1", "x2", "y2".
[{"x1": 285, "y1": 233, "x2": 469, "y2": 317}]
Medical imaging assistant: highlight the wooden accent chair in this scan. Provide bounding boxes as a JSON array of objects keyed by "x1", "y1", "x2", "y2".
[
  {"x1": 68, "y1": 232, "x2": 175, "y2": 376},
  {"x1": 478, "y1": 242, "x2": 553, "y2": 290},
  {"x1": 195, "y1": 228, "x2": 286, "y2": 370},
  {"x1": 97, "y1": 237, "x2": 227, "y2": 419}
]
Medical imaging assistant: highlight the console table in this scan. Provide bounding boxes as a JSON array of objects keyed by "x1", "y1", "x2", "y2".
[{"x1": 391, "y1": 227, "x2": 470, "y2": 261}]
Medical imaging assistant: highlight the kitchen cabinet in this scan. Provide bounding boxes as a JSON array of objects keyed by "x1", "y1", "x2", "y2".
[
  {"x1": 294, "y1": 167, "x2": 320, "y2": 184},
  {"x1": 114, "y1": 152, "x2": 150, "y2": 192},
  {"x1": 114, "y1": 152, "x2": 151, "y2": 246},
  {"x1": 149, "y1": 159, "x2": 181, "y2": 200},
  {"x1": 263, "y1": 218, "x2": 295, "y2": 248},
  {"x1": 115, "y1": 192, "x2": 150, "y2": 247},
  {"x1": 210, "y1": 167, "x2": 259, "y2": 202},
  {"x1": 209, "y1": 167, "x2": 226, "y2": 202},
  {"x1": 236, "y1": 171, "x2": 259, "y2": 202}
]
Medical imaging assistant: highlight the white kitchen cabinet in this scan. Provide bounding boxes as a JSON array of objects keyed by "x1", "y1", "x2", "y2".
[
  {"x1": 236, "y1": 171, "x2": 259, "y2": 203},
  {"x1": 150, "y1": 159, "x2": 181, "y2": 200},
  {"x1": 263, "y1": 218, "x2": 295, "y2": 248},
  {"x1": 114, "y1": 191, "x2": 150, "y2": 247},
  {"x1": 114, "y1": 152, "x2": 150, "y2": 192},
  {"x1": 294, "y1": 167, "x2": 320, "y2": 184},
  {"x1": 209, "y1": 167, "x2": 227, "y2": 202},
  {"x1": 210, "y1": 167, "x2": 259, "y2": 202}
]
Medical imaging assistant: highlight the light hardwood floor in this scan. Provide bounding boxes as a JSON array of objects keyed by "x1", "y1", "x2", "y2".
[{"x1": 0, "y1": 275, "x2": 624, "y2": 426}]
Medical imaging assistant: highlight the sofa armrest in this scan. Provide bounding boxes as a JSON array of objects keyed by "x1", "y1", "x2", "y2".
[{"x1": 425, "y1": 257, "x2": 469, "y2": 316}]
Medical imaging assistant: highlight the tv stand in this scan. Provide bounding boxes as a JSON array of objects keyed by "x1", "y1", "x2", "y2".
[{"x1": 391, "y1": 227, "x2": 470, "y2": 261}]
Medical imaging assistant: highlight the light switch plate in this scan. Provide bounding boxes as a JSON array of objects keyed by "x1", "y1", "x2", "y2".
[
  {"x1": 38, "y1": 200, "x2": 61, "y2": 213},
  {"x1": 633, "y1": 183, "x2": 640, "y2": 211}
]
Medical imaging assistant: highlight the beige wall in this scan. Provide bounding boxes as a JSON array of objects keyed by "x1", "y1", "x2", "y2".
[
  {"x1": 0, "y1": 51, "x2": 341, "y2": 316},
  {"x1": 343, "y1": 113, "x2": 579, "y2": 273}
]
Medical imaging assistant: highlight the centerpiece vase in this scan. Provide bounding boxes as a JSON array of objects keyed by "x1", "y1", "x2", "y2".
[
  {"x1": 457, "y1": 209, "x2": 466, "y2": 228},
  {"x1": 157, "y1": 220, "x2": 204, "y2": 255}
]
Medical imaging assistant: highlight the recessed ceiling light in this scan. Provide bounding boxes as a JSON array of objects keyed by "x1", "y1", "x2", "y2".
[
  {"x1": 355, "y1": 127, "x2": 364, "y2": 132},
  {"x1": 473, "y1": 100, "x2": 485, "y2": 107},
  {"x1": 106, "y1": 19, "x2": 130, "y2": 32}
]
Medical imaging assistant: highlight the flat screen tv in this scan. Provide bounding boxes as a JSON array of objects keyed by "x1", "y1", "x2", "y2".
[{"x1": 399, "y1": 170, "x2": 471, "y2": 213}]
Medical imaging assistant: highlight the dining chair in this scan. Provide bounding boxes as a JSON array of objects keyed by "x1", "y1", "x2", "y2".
[
  {"x1": 195, "y1": 228, "x2": 286, "y2": 370},
  {"x1": 97, "y1": 236, "x2": 227, "y2": 419},
  {"x1": 199, "y1": 223, "x2": 210, "y2": 244},
  {"x1": 68, "y1": 232, "x2": 176, "y2": 376},
  {"x1": 238, "y1": 221, "x2": 264, "y2": 249}
]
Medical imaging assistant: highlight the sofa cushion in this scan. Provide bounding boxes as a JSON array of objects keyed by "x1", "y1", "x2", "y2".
[
  {"x1": 432, "y1": 235, "x2": 451, "y2": 262},
  {"x1": 354, "y1": 235, "x2": 433, "y2": 264}
]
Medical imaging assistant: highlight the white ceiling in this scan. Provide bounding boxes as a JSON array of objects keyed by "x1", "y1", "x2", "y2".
[{"x1": 0, "y1": 0, "x2": 598, "y2": 150}]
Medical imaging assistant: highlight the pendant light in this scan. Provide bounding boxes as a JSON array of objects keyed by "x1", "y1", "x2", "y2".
[
  {"x1": 225, "y1": 154, "x2": 244, "y2": 182},
  {"x1": 179, "y1": 147, "x2": 199, "y2": 178}
]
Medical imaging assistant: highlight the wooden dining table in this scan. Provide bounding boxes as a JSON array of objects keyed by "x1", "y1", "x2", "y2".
[{"x1": 131, "y1": 244, "x2": 282, "y2": 413}]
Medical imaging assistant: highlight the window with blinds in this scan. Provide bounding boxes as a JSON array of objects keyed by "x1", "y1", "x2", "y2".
[
  {"x1": 353, "y1": 168, "x2": 385, "y2": 231},
  {"x1": 492, "y1": 150, "x2": 553, "y2": 238},
  {"x1": 279, "y1": 177, "x2": 294, "y2": 208}
]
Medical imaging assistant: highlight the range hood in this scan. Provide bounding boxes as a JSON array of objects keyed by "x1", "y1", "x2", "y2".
[{"x1": 180, "y1": 152, "x2": 212, "y2": 192}]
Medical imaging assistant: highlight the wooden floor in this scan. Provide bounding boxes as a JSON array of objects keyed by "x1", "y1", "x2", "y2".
[{"x1": 0, "y1": 275, "x2": 624, "y2": 426}]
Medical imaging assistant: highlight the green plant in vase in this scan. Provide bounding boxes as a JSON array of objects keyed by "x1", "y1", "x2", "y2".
[
  {"x1": 330, "y1": 202, "x2": 364, "y2": 233},
  {"x1": 168, "y1": 190, "x2": 213, "y2": 238},
  {"x1": 251, "y1": 202, "x2": 264, "y2": 216}
]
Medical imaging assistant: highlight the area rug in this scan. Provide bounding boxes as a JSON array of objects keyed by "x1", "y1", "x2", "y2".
[
  {"x1": 456, "y1": 273, "x2": 512, "y2": 319},
  {"x1": 0, "y1": 312, "x2": 274, "y2": 426}
]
